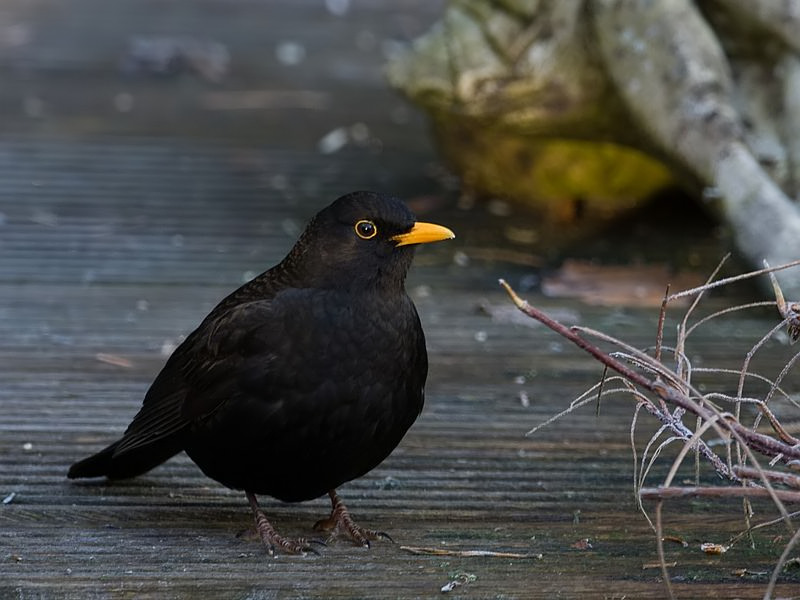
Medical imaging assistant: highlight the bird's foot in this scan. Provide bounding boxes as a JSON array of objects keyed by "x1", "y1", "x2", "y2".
[
  {"x1": 246, "y1": 491, "x2": 324, "y2": 556},
  {"x1": 313, "y1": 489, "x2": 393, "y2": 548},
  {"x1": 254, "y1": 513, "x2": 323, "y2": 556}
]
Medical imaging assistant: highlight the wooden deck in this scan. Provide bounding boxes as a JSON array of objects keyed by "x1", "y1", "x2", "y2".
[{"x1": 2, "y1": 1, "x2": 800, "y2": 598}]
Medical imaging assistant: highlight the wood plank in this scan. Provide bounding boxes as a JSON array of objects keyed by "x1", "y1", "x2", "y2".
[{"x1": 1, "y1": 1, "x2": 799, "y2": 597}]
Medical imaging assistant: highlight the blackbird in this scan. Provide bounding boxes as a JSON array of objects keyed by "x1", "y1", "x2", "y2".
[{"x1": 68, "y1": 191, "x2": 454, "y2": 555}]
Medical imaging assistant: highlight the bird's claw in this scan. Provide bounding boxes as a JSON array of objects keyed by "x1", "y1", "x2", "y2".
[
  {"x1": 262, "y1": 533, "x2": 323, "y2": 557},
  {"x1": 314, "y1": 490, "x2": 394, "y2": 548},
  {"x1": 314, "y1": 518, "x2": 379, "y2": 548},
  {"x1": 247, "y1": 492, "x2": 323, "y2": 556},
  {"x1": 374, "y1": 530, "x2": 394, "y2": 544}
]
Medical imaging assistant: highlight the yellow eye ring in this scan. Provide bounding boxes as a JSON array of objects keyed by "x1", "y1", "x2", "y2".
[{"x1": 354, "y1": 220, "x2": 378, "y2": 240}]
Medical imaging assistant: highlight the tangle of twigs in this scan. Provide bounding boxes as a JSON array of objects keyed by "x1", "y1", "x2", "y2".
[{"x1": 500, "y1": 257, "x2": 800, "y2": 599}]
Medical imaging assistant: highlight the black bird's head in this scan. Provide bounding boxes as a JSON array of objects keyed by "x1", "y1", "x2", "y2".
[{"x1": 282, "y1": 191, "x2": 454, "y2": 292}]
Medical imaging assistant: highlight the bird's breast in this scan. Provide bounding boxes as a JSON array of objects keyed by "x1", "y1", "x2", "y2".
[{"x1": 184, "y1": 288, "x2": 427, "y2": 500}]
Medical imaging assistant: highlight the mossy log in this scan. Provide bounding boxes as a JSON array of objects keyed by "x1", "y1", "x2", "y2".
[{"x1": 388, "y1": 0, "x2": 800, "y2": 295}]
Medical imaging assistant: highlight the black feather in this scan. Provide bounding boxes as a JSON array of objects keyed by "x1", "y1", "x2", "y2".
[{"x1": 68, "y1": 192, "x2": 436, "y2": 503}]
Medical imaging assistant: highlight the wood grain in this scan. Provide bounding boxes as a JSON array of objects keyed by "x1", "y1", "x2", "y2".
[{"x1": 0, "y1": 1, "x2": 798, "y2": 597}]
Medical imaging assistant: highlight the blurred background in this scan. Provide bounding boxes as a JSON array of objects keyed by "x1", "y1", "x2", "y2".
[
  {"x1": 0, "y1": 0, "x2": 465, "y2": 291},
  {"x1": 0, "y1": 0, "x2": 736, "y2": 297},
  {"x1": 6, "y1": 2, "x2": 798, "y2": 597}
]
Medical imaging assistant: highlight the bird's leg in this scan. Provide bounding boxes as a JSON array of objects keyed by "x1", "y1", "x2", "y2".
[
  {"x1": 313, "y1": 489, "x2": 393, "y2": 548},
  {"x1": 246, "y1": 491, "x2": 322, "y2": 556}
]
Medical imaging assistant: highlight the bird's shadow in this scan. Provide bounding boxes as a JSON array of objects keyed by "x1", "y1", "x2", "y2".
[{"x1": 64, "y1": 475, "x2": 338, "y2": 550}]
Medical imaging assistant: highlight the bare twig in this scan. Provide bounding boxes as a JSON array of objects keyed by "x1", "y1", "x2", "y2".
[
  {"x1": 655, "y1": 284, "x2": 669, "y2": 364},
  {"x1": 499, "y1": 279, "x2": 800, "y2": 465},
  {"x1": 666, "y1": 258, "x2": 800, "y2": 303},
  {"x1": 727, "y1": 509, "x2": 800, "y2": 548},
  {"x1": 765, "y1": 525, "x2": 800, "y2": 598},
  {"x1": 640, "y1": 486, "x2": 800, "y2": 502},
  {"x1": 733, "y1": 466, "x2": 800, "y2": 489},
  {"x1": 766, "y1": 260, "x2": 800, "y2": 342},
  {"x1": 400, "y1": 546, "x2": 542, "y2": 559},
  {"x1": 684, "y1": 301, "x2": 775, "y2": 338},
  {"x1": 500, "y1": 261, "x2": 800, "y2": 598},
  {"x1": 654, "y1": 501, "x2": 675, "y2": 600}
]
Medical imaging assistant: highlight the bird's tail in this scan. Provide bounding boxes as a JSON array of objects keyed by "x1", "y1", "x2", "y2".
[
  {"x1": 68, "y1": 437, "x2": 183, "y2": 480},
  {"x1": 68, "y1": 442, "x2": 119, "y2": 479}
]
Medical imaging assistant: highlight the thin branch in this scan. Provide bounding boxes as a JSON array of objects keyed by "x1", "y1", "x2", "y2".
[
  {"x1": 499, "y1": 279, "x2": 800, "y2": 465},
  {"x1": 654, "y1": 500, "x2": 675, "y2": 600},
  {"x1": 400, "y1": 546, "x2": 542, "y2": 559},
  {"x1": 661, "y1": 414, "x2": 723, "y2": 488},
  {"x1": 733, "y1": 466, "x2": 800, "y2": 489},
  {"x1": 500, "y1": 255, "x2": 800, "y2": 599},
  {"x1": 640, "y1": 487, "x2": 800, "y2": 502},
  {"x1": 655, "y1": 284, "x2": 669, "y2": 363},
  {"x1": 766, "y1": 525, "x2": 800, "y2": 598},
  {"x1": 665, "y1": 258, "x2": 800, "y2": 302},
  {"x1": 727, "y1": 509, "x2": 800, "y2": 548}
]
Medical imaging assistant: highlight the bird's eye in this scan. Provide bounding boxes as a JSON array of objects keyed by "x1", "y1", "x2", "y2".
[{"x1": 354, "y1": 220, "x2": 377, "y2": 240}]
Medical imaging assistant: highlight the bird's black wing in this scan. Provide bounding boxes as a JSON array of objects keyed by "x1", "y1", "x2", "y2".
[{"x1": 104, "y1": 300, "x2": 281, "y2": 471}]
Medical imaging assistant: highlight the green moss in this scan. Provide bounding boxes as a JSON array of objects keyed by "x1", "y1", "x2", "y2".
[{"x1": 434, "y1": 123, "x2": 674, "y2": 229}]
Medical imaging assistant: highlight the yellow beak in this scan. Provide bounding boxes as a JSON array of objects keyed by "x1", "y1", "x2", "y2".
[{"x1": 391, "y1": 222, "x2": 455, "y2": 247}]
